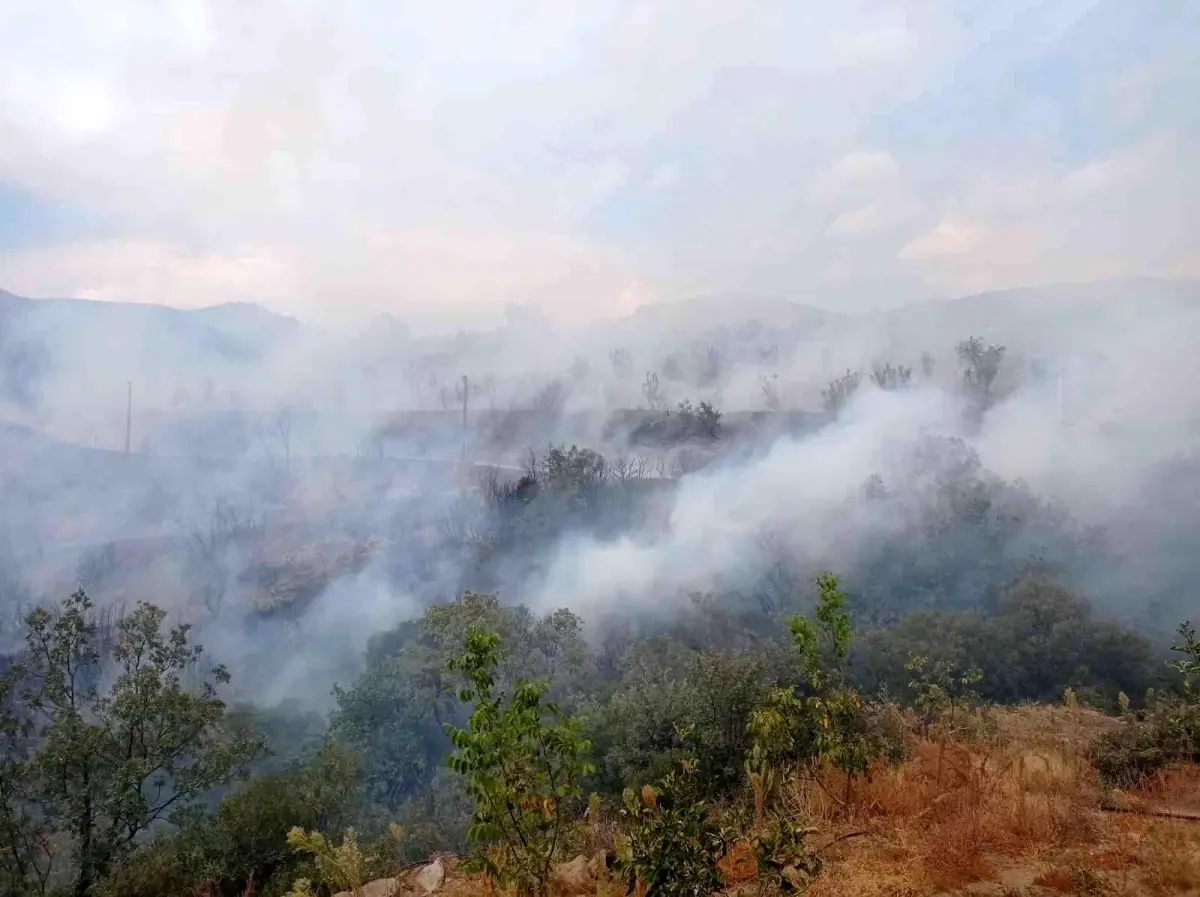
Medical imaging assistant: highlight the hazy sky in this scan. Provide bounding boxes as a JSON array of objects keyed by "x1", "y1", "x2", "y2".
[{"x1": 1, "y1": 0, "x2": 1197, "y2": 325}]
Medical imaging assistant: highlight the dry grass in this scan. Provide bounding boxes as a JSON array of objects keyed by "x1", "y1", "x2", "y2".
[{"x1": 801, "y1": 706, "x2": 1199, "y2": 897}]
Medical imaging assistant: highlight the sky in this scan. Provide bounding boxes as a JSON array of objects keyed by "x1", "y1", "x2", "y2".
[{"x1": 0, "y1": 0, "x2": 1197, "y2": 327}]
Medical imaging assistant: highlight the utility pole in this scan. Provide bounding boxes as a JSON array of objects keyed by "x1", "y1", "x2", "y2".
[
  {"x1": 1056, "y1": 368, "x2": 1066, "y2": 425},
  {"x1": 460, "y1": 374, "x2": 469, "y2": 460},
  {"x1": 125, "y1": 381, "x2": 132, "y2": 454}
]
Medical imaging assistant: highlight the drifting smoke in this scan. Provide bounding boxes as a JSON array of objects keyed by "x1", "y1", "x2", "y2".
[{"x1": 0, "y1": 278, "x2": 1199, "y2": 707}]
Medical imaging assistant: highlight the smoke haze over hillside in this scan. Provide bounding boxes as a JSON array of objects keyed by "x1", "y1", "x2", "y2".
[
  {"x1": 2, "y1": 1, "x2": 1199, "y2": 712},
  {"x1": 0, "y1": 277, "x2": 1198, "y2": 710}
]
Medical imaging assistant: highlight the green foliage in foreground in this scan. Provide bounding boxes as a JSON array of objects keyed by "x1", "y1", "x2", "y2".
[
  {"x1": 1094, "y1": 621, "x2": 1200, "y2": 788},
  {"x1": 97, "y1": 744, "x2": 363, "y2": 897},
  {"x1": 445, "y1": 626, "x2": 595, "y2": 896},
  {"x1": 615, "y1": 754, "x2": 725, "y2": 897},
  {"x1": 0, "y1": 590, "x2": 264, "y2": 897},
  {"x1": 0, "y1": 567, "x2": 1186, "y2": 897}
]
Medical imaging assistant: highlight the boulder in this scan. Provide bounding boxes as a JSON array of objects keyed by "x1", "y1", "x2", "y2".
[
  {"x1": 415, "y1": 858, "x2": 446, "y2": 894},
  {"x1": 333, "y1": 879, "x2": 398, "y2": 897}
]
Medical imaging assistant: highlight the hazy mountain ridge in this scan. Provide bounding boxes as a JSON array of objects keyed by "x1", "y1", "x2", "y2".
[
  {"x1": 6, "y1": 277, "x2": 1198, "y2": 356},
  {"x1": 0, "y1": 289, "x2": 301, "y2": 361}
]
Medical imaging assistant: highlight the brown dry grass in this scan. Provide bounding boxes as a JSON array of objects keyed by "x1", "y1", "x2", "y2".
[{"x1": 801, "y1": 705, "x2": 1199, "y2": 897}]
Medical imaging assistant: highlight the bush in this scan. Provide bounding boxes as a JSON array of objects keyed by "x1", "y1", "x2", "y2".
[
  {"x1": 615, "y1": 757, "x2": 725, "y2": 897},
  {"x1": 446, "y1": 625, "x2": 595, "y2": 896},
  {"x1": 1092, "y1": 621, "x2": 1200, "y2": 788},
  {"x1": 1094, "y1": 723, "x2": 1173, "y2": 788}
]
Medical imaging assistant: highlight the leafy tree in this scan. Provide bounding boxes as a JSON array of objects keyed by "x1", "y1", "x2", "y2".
[
  {"x1": 97, "y1": 745, "x2": 362, "y2": 897},
  {"x1": 956, "y1": 336, "x2": 1006, "y2": 412},
  {"x1": 870, "y1": 362, "x2": 913, "y2": 391},
  {"x1": 905, "y1": 655, "x2": 983, "y2": 733},
  {"x1": 855, "y1": 576, "x2": 1160, "y2": 707},
  {"x1": 333, "y1": 594, "x2": 590, "y2": 811},
  {"x1": 587, "y1": 636, "x2": 773, "y2": 797},
  {"x1": 1170, "y1": 621, "x2": 1200, "y2": 697},
  {"x1": 906, "y1": 655, "x2": 983, "y2": 787},
  {"x1": 750, "y1": 575, "x2": 885, "y2": 806},
  {"x1": 821, "y1": 370, "x2": 860, "y2": 415},
  {"x1": 0, "y1": 663, "x2": 54, "y2": 895},
  {"x1": 445, "y1": 625, "x2": 595, "y2": 896},
  {"x1": 8, "y1": 590, "x2": 264, "y2": 896},
  {"x1": 675, "y1": 400, "x2": 722, "y2": 440}
]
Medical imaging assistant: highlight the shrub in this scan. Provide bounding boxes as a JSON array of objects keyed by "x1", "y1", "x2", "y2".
[
  {"x1": 282, "y1": 827, "x2": 388, "y2": 897},
  {"x1": 615, "y1": 756, "x2": 725, "y2": 897},
  {"x1": 445, "y1": 625, "x2": 594, "y2": 896},
  {"x1": 1092, "y1": 621, "x2": 1200, "y2": 787},
  {"x1": 751, "y1": 818, "x2": 822, "y2": 893}
]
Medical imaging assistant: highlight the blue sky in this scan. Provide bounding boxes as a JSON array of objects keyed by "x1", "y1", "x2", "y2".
[
  {"x1": 0, "y1": 0, "x2": 1196, "y2": 325},
  {"x1": 0, "y1": 183, "x2": 103, "y2": 252}
]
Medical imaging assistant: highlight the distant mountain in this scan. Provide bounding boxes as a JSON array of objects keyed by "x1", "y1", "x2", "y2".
[
  {"x1": 623, "y1": 293, "x2": 838, "y2": 334},
  {"x1": 608, "y1": 278, "x2": 1200, "y2": 357},
  {"x1": 0, "y1": 290, "x2": 301, "y2": 362},
  {"x1": 0, "y1": 290, "x2": 303, "y2": 411}
]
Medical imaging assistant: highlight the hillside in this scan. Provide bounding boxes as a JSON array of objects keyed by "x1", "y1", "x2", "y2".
[
  {"x1": 0, "y1": 288, "x2": 302, "y2": 414},
  {"x1": 321, "y1": 704, "x2": 1200, "y2": 897}
]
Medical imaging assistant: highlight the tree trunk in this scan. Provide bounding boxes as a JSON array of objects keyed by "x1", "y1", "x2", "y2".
[{"x1": 74, "y1": 768, "x2": 94, "y2": 897}]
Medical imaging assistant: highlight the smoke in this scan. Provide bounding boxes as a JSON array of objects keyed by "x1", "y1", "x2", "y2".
[{"x1": 0, "y1": 278, "x2": 1199, "y2": 707}]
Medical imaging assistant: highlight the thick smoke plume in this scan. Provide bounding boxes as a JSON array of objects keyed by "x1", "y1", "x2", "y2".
[{"x1": 0, "y1": 278, "x2": 1198, "y2": 707}]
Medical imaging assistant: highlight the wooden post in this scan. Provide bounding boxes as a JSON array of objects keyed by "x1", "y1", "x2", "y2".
[
  {"x1": 460, "y1": 375, "x2": 469, "y2": 460},
  {"x1": 125, "y1": 381, "x2": 132, "y2": 454}
]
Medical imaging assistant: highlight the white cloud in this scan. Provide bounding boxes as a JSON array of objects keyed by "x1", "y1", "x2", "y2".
[
  {"x1": 899, "y1": 218, "x2": 990, "y2": 260},
  {"x1": 816, "y1": 151, "x2": 901, "y2": 199},
  {"x1": 0, "y1": 229, "x2": 648, "y2": 328},
  {"x1": 828, "y1": 204, "x2": 883, "y2": 236},
  {"x1": 0, "y1": 0, "x2": 1196, "y2": 319}
]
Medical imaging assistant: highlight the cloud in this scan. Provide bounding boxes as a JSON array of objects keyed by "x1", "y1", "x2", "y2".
[
  {"x1": 0, "y1": 0, "x2": 1197, "y2": 320},
  {"x1": 828, "y1": 204, "x2": 883, "y2": 237},
  {"x1": 817, "y1": 151, "x2": 901, "y2": 198},
  {"x1": 899, "y1": 218, "x2": 992, "y2": 260},
  {"x1": 0, "y1": 230, "x2": 648, "y2": 327}
]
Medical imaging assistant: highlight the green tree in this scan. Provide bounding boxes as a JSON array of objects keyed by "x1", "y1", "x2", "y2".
[
  {"x1": 19, "y1": 590, "x2": 264, "y2": 896},
  {"x1": 97, "y1": 744, "x2": 362, "y2": 897},
  {"x1": 751, "y1": 575, "x2": 883, "y2": 807},
  {"x1": 956, "y1": 336, "x2": 1006, "y2": 413},
  {"x1": 0, "y1": 663, "x2": 54, "y2": 896},
  {"x1": 445, "y1": 625, "x2": 595, "y2": 896},
  {"x1": 905, "y1": 655, "x2": 983, "y2": 787},
  {"x1": 333, "y1": 594, "x2": 590, "y2": 810},
  {"x1": 1170, "y1": 621, "x2": 1199, "y2": 697}
]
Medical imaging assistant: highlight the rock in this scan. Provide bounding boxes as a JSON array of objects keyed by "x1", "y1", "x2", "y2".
[
  {"x1": 415, "y1": 858, "x2": 446, "y2": 894},
  {"x1": 552, "y1": 855, "x2": 593, "y2": 894},
  {"x1": 334, "y1": 879, "x2": 397, "y2": 897}
]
